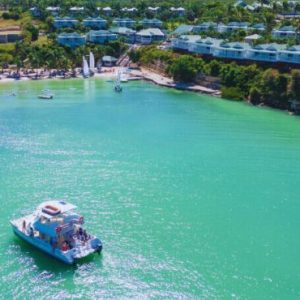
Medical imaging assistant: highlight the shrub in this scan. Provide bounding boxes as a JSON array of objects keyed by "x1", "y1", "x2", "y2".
[{"x1": 221, "y1": 87, "x2": 244, "y2": 101}]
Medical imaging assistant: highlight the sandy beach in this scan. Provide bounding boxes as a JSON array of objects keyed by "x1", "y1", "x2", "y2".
[{"x1": 0, "y1": 66, "x2": 221, "y2": 96}]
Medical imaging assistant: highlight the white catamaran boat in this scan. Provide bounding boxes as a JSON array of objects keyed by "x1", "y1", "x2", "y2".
[
  {"x1": 89, "y1": 52, "x2": 95, "y2": 75},
  {"x1": 82, "y1": 56, "x2": 90, "y2": 78},
  {"x1": 10, "y1": 200, "x2": 102, "y2": 264},
  {"x1": 120, "y1": 68, "x2": 128, "y2": 83},
  {"x1": 114, "y1": 70, "x2": 122, "y2": 92}
]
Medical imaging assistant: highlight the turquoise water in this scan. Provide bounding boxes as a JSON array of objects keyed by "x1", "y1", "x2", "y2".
[{"x1": 0, "y1": 79, "x2": 300, "y2": 299}]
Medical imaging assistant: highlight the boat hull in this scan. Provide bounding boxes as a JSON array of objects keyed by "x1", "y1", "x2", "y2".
[{"x1": 11, "y1": 225, "x2": 74, "y2": 265}]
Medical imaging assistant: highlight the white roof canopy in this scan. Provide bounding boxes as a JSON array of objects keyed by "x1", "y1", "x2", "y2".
[{"x1": 37, "y1": 200, "x2": 77, "y2": 216}]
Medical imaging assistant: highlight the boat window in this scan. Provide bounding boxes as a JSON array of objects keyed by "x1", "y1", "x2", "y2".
[
  {"x1": 40, "y1": 216, "x2": 48, "y2": 223},
  {"x1": 49, "y1": 216, "x2": 64, "y2": 223}
]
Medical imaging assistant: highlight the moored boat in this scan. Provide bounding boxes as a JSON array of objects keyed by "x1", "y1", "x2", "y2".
[
  {"x1": 10, "y1": 200, "x2": 102, "y2": 265},
  {"x1": 82, "y1": 56, "x2": 90, "y2": 78},
  {"x1": 38, "y1": 94, "x2": 53, "y2": 99},
  {"x1": 114, "y1": 70, "x2": 122, "y2": 92},
  {"x1": 38, "y1": 90, "x2": 54, "y2": 99}
]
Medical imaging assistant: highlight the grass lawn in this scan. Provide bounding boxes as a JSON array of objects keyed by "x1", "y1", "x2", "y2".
[
  {"x1": 32, "y1": 36, "x2": 49, "y2": 46},
  {"x1": 0, "y1": 43, "x2": 15, "y2": 53},
  {"x1": 0, "y1": 18, "x2": 20, "y2": 28}
]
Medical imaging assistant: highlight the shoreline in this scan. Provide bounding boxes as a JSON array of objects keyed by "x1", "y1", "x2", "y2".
[
  {"x1": 0, "y1": 66, "x2": 221, "y2": 97},
  {"x1": 0, "y1": 66, "x2": 298, "y2": 116},
  {"x1": 131, "y1": 68, "x2": 221, "y2": 96}
]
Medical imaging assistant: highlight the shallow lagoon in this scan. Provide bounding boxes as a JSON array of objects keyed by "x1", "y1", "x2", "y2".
[{"x1": 0, "y1": 79, "x2": 300, "y2": 299}]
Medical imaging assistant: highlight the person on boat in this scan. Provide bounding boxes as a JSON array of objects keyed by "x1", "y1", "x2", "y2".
[
  {"x1": 77, "y1": 227, "x2": 84, "y2": 240},
  {"x1": 61, "y1": 241, "x2": 69, "y2": 252},
  {"x1": 22, "y1": 220, "x2": 26, "y2": 232},
  {"x1": 50, "y1": 236, "x2": 58, "y2": 250},
  {"x1": 83, "y1": 230, "x2": 88, "y2": 241},
  {"x1": 29, "y1": 226, "x2": 34, "y2": 237}
]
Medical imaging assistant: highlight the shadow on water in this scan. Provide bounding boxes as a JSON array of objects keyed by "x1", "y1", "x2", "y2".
[{"x1": 11, "y1": 236, "x2": 103, "y2": 273}]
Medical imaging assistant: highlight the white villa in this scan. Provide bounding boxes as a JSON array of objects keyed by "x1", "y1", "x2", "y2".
[
  {"x1": 244, "y1": 34, "x2": 262, "y2": 45},
  {"x1": 136, "y1": 28, "x2": 165, "y2": 44},
  {"x1": 170, "y1": 7, "x2": 185, "y2": 16},
  {"x1": 69, "y1": 7, "x2": 84, "y2": 13},
  {"x1": 121, "y1": 7, "x2": 138, "y2": 13},
  {"x1": 272, "y1": 26, "x2": 296, "y2": 39},
  {"x1": 171, "y1": 35, "x2": 200, "y2": 51},
  {"x1": 248, "y1": 43, "x2": 286, "y2": 62},
  {"x1": 189, "y1": 37, "x2": 223, "y2": 55},
  {"x1": 102, "y1": 7, "x2": 112, "y2": 16},
  {"x1": 83, "y1": 17, "x2": 107, "y2": 29},
  {"x1": 171, "y1": 34, "x2": 300, "y2": 65},
  {"x1": 251, "y1": 23, "x2": 266, "y2": 31},
  {"x1": 171, "y1": 35, "x2": 223, "y2": 55},
  {"x1": 46, "y1": 6, "x2": 60, "y2": 15},
  {"x1": 193, "y1": 22, "x2": 218, "y2": 33},
  {"x1": 112, "y1": 18, "x2": 136, "y2": 28},
  {"x1": 86, "y1": 30, "x2": 117, "y2": 44},
  {"x1": 147, "y1": 6, "x2": 160, "y2": 13},
  {"x1": 278, "y1": 45, "x2": 300, "y2": 64},
  {"x1": 53, "y1": 17, "x2": 79, "y2": 29},
  {"x1": 219, "y1": 22, "x2": 250, "y2": 33},
  {"x1": 212, "y1": 42, "x2": 251, "y2": 59},
  {"x1": 57, "y1": 32, "x2": 86, "y2": 48},
  {"x1": 140, "y1": 18, "x2": 163, "y2": 28}
]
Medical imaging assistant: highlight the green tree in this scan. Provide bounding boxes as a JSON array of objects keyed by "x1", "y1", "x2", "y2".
[
  {"x1": 167, "y1": 55, "x2": 204, "y2": 82},
  {"x1": 290, "y1": 69, "x2": 300, "y2": 101}
]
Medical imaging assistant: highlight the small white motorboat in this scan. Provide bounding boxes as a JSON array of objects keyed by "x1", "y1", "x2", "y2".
[
  {"x1": 38, "y1": 94, "x2": 53, "y2": 99},
  {"x1": 114, "y1": 70, "x2": 123, "y2": 92},
  {"x1": 38, "y1": 90, "x2": 54, "y2": 99},
  {"x1": 10, "y1": 200, "x2": 102, "y2": 265}
]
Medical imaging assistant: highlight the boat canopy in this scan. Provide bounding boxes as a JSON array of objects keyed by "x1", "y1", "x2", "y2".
[
  {"x1": 37, "y1": 200, "x2": 77, "y2": 216},
  {"x1": 33, "y1": 212, "x2": 81, "y2": 237}
]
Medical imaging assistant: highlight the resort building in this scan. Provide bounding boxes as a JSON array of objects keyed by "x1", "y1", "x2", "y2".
[
  {"x1": 171, "y1": 34, "x2": 300, "y2": 65},
  {"x1": 83, "y1": 17, "x2": 107, "y2": 29},
  {"x1": 251, "y1": 23, "x2": 266, "y2": 32},
  {"x1": 173, "y1": 25, "x2": 195, "y2": 36},
  {"x1": 29, "y1": 7, "x2": 40, "y2": 17},
  {"x1": 69, "y1": 7, "x2": 85, "y2": 14},
  {"x1": 189, "y1": 37, "x2": 223, "y2": 55},
  {"x1": 0, "y1": 29, "x2": 22, "y2": 43},
  {"x1": 110, "y1": 27, "x2": 136, "y2": 43},
  {"x1": 112, "y1": 18, "x2": 136, "y2": 28},
  {"x1": 247, "y1": 43, "x2": 286, "y2": 62},
  {"x1": 46, "y1": 6, "x2": 60, "y2": 15},
  {"x1": 234, "y1": 0, "x2": 248, "y2": 8},
  {"x1": 170, "y1": 7, "x2": 185, "y2": 17},
  {"x1": 101, "y1": 56, "x2": 117, "y2": 66},
  {"x1": 121, "y1": 7, "x2": 138, "y2": 14},
  {"x1": 193, "y1": 22, "x2": 218, "y2": 33},
  {"x1": 53, "y1": 17, "x2": 79, "y2": 29},
  {"x1": 87, "y1": 30, "x2": 117, "y2": 44},
  {"x1": 57, "y1": 32, "x2": 86, "y2": 48},
  {"x1": 278, "y1": 45, "x2": 300, "y2": 64},
  {"x1": 277, "y1": 13, "x2": 300, "y2": 19},
  {"x1": 272, "y1": 26, "x2": 297, "y2": 39},
  {"x1": 171, "y1": 35, "x2": 200, "y2": 51},
  {"x1": 251, "y1": 2, "x2": 272, "y2": 10},
  {"x1": 171, "y1": 35, "x2": 223, "y2": 55},
  {"x1": 212, "y1": 42, "x2": 251, "y2": 59},
  {"x1": 136, "y1": 28, "x2": 165, "y2": 44},
  {"x1": 244, "y1": 34, "x2": 262, "y2": 45},
  {"x1": 102, "y1": 7, "x2": 112, "y2": 16},
  {"x1": 218, "y1": 22, "x2": 250, "y2": 33},
  {"x1": 139, "y1": 19, "x2": 163, "y2": 28},
  {"x1": 147, "y1": 7, "x2": 160, "y2": 13}
]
